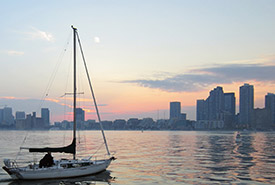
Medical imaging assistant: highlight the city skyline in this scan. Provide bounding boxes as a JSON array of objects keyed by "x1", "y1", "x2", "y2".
[
  {"x1": 1, "y1": 1, "x2": 275, "y2": 122},
  {"x1": 1, "y1": 83, "x2": 274, "y2": 130},
  {"x1": 1, "y1": 83, "x2": 274, "y2": 124}
]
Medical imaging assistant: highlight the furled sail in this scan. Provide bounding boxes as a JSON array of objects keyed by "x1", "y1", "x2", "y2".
[{"x1": 29, "y1": 139, "x2": 76, "y2": 154}]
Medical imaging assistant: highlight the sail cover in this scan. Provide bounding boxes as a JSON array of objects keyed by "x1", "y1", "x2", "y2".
[{"x1": 29, "y1": 139, "x2": 76, "y2": 154}]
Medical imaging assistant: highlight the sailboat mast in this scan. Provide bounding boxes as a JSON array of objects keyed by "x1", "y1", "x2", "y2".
[{"x1": 72, "y1": 25, "x2": 77, "y2": 160}]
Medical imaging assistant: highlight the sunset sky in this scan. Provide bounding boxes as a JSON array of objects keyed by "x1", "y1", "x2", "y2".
[{"x1": 1, "y1": 0, "x2": 275, "y2": 122}]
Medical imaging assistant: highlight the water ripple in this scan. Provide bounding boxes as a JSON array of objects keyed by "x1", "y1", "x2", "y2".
[{"x1": 0, "y1": 131, "x2": 274, "y2": 184}]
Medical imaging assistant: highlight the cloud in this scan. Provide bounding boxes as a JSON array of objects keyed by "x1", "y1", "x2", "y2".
[
  {"x1": 45, "y1": 98, "x2": 60, "y2": 103},
  {"x1": 94, "y1": 37, "x2": 100, "y2": 43},
  {"x1": 0, "y1": 97, "x2": 64, "y2": 113},
  {"x1": 194, "y1": 63, "x2": 275, "y2": 82},
  {"x1": 25, "y1": 27, "x2": 54, "y2": 42},
  {"x1": 6, "y1": 50, "x2": 24, "y2": 56},
  {"x1": 122, "y1": 62, "x2": 275, "y2": 92},
  {"x1": 0, "y1": 96, "x2": 26, "y2": 100}
]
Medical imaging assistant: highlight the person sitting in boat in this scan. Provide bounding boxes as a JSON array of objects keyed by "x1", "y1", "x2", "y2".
[{"x1": 39, "y1": 151, "x2": 54, "y2": 168}]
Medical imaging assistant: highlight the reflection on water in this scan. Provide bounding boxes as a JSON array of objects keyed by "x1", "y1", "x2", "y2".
[
  {"x1": 194, "y1": 132, "x2": 275, "y2": 184},
  {"x1": 4, "y1": 170, "x2": 114, "y2": 185},
  {"x1": 0, "y1": 131, "x2": 274, "y2": 184}
]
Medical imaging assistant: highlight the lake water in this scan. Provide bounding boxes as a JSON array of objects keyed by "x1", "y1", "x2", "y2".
[{"x1": 0, "y1": 130, "x2": 274, "y2": 185}]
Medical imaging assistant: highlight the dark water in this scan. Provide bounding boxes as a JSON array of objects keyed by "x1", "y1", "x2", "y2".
[{"x1": 0, "y1": 130, "x2": 274, "y2": 184}]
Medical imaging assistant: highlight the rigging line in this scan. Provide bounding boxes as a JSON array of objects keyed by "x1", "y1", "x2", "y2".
[
  {"x1": 76, "y1": 52, "x2": 83, "y2": 120},
  {"x1": 36, "y1": 31, "x2": 72, "y2": 111},
  {"x1": 88, "y1": 142, "x2": 105, "y2": 160},
  {"x1": 62, "y1": 49, "x2": 72, "y2": 123},
  {"x1": 76, "y1": 56, "x2": 85, "y2": 143},
  {"x1": 63, "y1": 95, "x2": 66, "y2": 122},
  {"x1": 84, "y1": 133, "x2": 87, "y2": 151},
  {"x1": 76, "y1": 31, "x2": 110, "y2": 156},
  {"x1": 63, "y1": 45, "x2": 73, "y2": 99},
  {"x1": 63, "y1": 130, "x2": 66, "y2": 146},
  {"x1": 15, "y1": 132, "x2": 29, "y2": 160},
  {"x1": 77, "y1": 124, "x2": 81, "y2": 144},
  {"x1": 78, "y1": 59, "x2": 85, "y2": 107},
  {"x1": 16, "y1": 33, "x2": 71, "y2": 160}
]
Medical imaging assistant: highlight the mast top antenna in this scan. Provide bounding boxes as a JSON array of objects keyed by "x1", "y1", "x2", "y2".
[{"x1": 71, "y1": 25, "x2": 77, "y2": 30}]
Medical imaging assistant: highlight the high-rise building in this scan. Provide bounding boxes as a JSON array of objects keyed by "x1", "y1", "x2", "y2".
[
  {"x1": 76, "y1": 108, "x2": 85, "y2": 122},
  {"x1": 180, "y1": 113, "x2": 186, "y2": 120},
  {"x1": 265, "y1": 93, "x2": 275, "y2": 125},
  {"x1": 208, "y1": 86, "x2": 224, "y2": 120},
  {"x1": 41, "y1": 108, "x2": 50, "y2": 126},
  {"x1": 197, "y1": 87, "x2": 235, "y2": 122},
  {"x1": 3, "y1": 107, "x2": 14, "y2": 125},
  {"x1": 170, "y1": 102, "x2": 181, "y2": 120},
  {"x1": 224, "y1": 93, "x2": 236, "y2": 116},
  {"x1": 16, "y1": 111, "x2": 26, "y2": 120},
  {"x1": 0, "y1": 109, "x2": 3, "y2": 124},
  {"x1": 239, "y1": 83, "x2": 254, "y2": 126},
  {"x1": 196, "y1": 99, "x2": 205, "y2": 121}
]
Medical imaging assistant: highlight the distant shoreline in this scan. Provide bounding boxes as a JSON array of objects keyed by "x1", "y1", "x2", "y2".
[{"x1": 0, "y1": 128, "x2": 274, "y2": 132}]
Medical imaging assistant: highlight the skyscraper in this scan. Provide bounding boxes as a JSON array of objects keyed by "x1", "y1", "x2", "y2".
[
  {"x1": 3, "y1": 107, "x2": 14, "y2": 125},
  {"x1": 0, "y1": 109, "x2": 3, "y2": 124},
  {"x1": 196, "y1": 99, "x2": 205, "y2": 121},
  {"x1": 16, "y1": 111, "x2": 26, "y2": 120},
  {"x1": 197, "y1": 99, "x2": 209, "y2": 121},
  {"x1": 239, "y1": 83, "x2": 254, "y2": 126},
  {"x1": 265, "y1": 93, "x2": 275, "y2": 125},
  {"x1": 41, "y1": 108, "x2": 50, "y2": 126},
  {"x1": 224, "y1": 93, "x2": 236, "y2": 116},
  {"x1": 196, "y1": 86, "x2": 236, "y2": 123},
  {"x1": 208, "y1": 86, "x2": 224, "y2": 120},
  {"x1": 170, "y1": 102, "x2": 181, "y2": 120},
  {"x1": 76, "y1": 108, "x2": 85, "y2": 122}
]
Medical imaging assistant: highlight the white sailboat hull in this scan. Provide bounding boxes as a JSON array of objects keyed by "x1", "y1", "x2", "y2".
[{"x1": 4, "y1": 159, "x2": 112, "y2": 180}]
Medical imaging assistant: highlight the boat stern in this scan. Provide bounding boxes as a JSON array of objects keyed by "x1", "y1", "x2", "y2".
[
  {"x1": 2, "y1": 166, "x2": 12, "y2": 175},
  {"x1": 2, "y1": 159, "x2": 23, "y2": 179},
  {"x1": 2, "y1": 166, "x2": 22, "y2": 179},
  {"x1": 2, "y1": 159, "x2": 13, "y2": 176}
]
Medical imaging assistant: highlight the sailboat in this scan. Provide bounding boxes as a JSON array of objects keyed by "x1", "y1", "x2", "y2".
[{"x1": 2, "y1": 26, "x2": 116, "y2": 180}]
